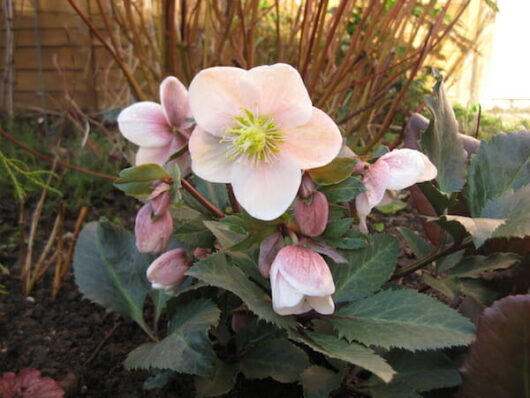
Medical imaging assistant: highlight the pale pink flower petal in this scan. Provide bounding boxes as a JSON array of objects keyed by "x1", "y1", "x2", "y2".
[
  {"x1": 241, "y1": 63, "x2": 312, "y2": 128},
  {"x1": 188, "y1": 66, "x2": 247, "y2": 137},
  {"x1": 135, "y1": 139, "x2": 178, "y2": 165},
  {"x1": 118, "y1": 102, "x2": 173, "y2": 147},
  {"x1": 306, "y1": 295, "x2": 335, "y2": 315},
  {"x1": 160, "y1": 76, "x2": 192, "y2": 129},
  {"x1": 294, "y1": 191, "x2": 329, "y2": 237},
  {"x1": 189, "y1": 127, "x2": 233, "y2": 183},
  {"x1": 135, "y1": 204, "x2": 173, "y2": 253},
  {"x1": 272, "y1": 271, "x2": 305, "y2": 310},
  {"x1": 231, "y1": 155, "x2": 301, "y2": 221},
  {"x1": 380, "y1": 148, "x2": 437, "y2": 190},
  {"x1": 281, "y1": 108, "x2": 342, "y2": 170},
  {"x1": 274, "y1": 246, "x2": 335, "y2": 297}
]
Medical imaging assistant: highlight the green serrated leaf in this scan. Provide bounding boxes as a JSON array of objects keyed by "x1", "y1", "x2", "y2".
[
  {"x1": 421, "y1": 72, "x2": 467, "y2": 194},
  {"x1": 195, "y1": 360, "x2": 239, "y2": 397},
  {"x1": 422, "y1": 274, "x2": 501, "y2": 305},
  {"x1": 467, "y1": 130, "x2": 530, "y2": 216},
  {"x1": 203, "y1": 220, "x2": 246, "y2": 249},
  {"x1": 240, "y1": 338, "x2": 309, "y2": 383},
  {"x1": 332, "y1": 234, "x2": 399, "y2": 303},
  {"x1": 370, "y1": 382, "x2": 422, "y2": 398},
  {"x1": 114, "y1": 163, "x2": 170, "y2": 196},
  {"x1": 186, "y1": 253, "x2": 296, "y2": 329},
  {"x1": 174, "y1": 219, "x2": 216, "y2": 248},
  {"x1": 324, "y1": 218, "x2": 354, "y2": 239},
  {"x1": 125, "y1": 299, "x2": 220, "y2": 376},
  {"x1": 332, "y1": 289, "x2": 475, "y2": 350},
  {"x1": 296, "y1": 331, "x2": 395, "y2": 383},
  {"x1": 397, "y1": 227, "x2": 432, "y2": 258},
  {"x1": 73, "y1": 221, "x2": 151, "y2": 332},
  {"x1": 332, "y1": 230, "x2": 368, "y2": 250},
  {"x1": 301, "y1": 365, "x2": 345, "y2": 398},
  {"x1": 320, "y1": 176, "x2": 365, "y2": 203},
  {"x1": 308, "y1": 157, "x2": 358, "y2": 185},
  {"x1": 448, "y1": 253, "x2": 520, "y2": 278}
]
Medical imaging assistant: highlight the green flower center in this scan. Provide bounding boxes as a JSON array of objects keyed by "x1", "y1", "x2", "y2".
[{"x1": 223, "y1": 109, "x2": 284, "y2": 165}]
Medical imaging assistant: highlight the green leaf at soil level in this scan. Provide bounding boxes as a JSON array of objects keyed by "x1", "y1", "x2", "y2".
[
  {"x1": 240, "y1": 338, "x2": 309, "y2": 383},
  {"x1": 114, "y1": 163, "x2": 170, "y2": 196},
  {"x1": 332, "y1": 234, "x2": 399, "y2": 303},
  {"x1": 421, "y1": 72, "x2": 467, "y2": 194},
  {"x1": 458, "y1": 295, "x2": 530, "y2": 398},
  {"x1": 467, "y1": 130, "x2": 530, "y2": 217},
  {"x1": 73, "y1": 221, "x2": 152, "y2": 332},
  {"x1": 186, "y1": 253, "x2": 296, "y2": 329},
  {"x1": 195, "y1": 360, "x2": 239, "y2": 398},
  {"x1": 331, "y1": 289, "x2": 475, "y2": 351},
  {"x1": 320, "y1": 176, "x2": 365, "y2": 203},
  {"x1": 124, "y1": 299, "x2": 220, "y2": 376},
  {"x1": 301, "y1": 365, "x2": 345, "y2": 398},
  {"x1": 297, "y1": 331, "x2": 395, "y2": 383}
]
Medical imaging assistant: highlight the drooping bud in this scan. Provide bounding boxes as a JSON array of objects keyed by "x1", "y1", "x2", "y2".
[
  {"x1": 270, "y1": 245, "x2": 335, "y2": 316},
  {"x1": 294, "y1": 191, "x2": 329, "y2": 237},
  {"x1": 258, "y1": 232, "x2": 284, "y2": 278},
  {"x1": 150, "y1": 191, "x2": 172, "y2": 218},
  {"x1": 146, "y1": 248, "x2": 190, "y2": 292},
  {"x1": 135, "y1": 203, "x2": 173, "y2": 253},
  {"x1": 193, "y1": 247, "x2": 212, "y2": 260},
  {"x1": 298, "y1": 174, "x2": 316, "y2": 199}
]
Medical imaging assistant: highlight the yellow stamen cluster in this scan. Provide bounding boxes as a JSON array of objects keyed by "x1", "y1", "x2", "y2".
[{"x1": 223, "y1": 110, "x2": 284, "y2": 165}]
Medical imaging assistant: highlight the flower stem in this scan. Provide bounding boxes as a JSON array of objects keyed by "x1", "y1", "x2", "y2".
[
  {"x1": 180, "y1": 178, "x2": 225, "y2": 218},
  {"x1": 226, "y1": 184, "x2": 242, "y2": 214},
  {"x1": 391, "y1": 236, "x2": 473, "y2": 280}
]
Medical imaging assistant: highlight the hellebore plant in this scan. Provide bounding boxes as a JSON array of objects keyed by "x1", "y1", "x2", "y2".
[{"x1": 73, "y1": 67, "x2": 530, "y2": 396}]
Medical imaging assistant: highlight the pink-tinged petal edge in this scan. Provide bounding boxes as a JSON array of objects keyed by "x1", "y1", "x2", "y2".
[
  {"x1": 281, "y1": 107, "x2": 342, "y2": 170},
  {"x1": 160, "y1": 76, "x2": 192, "y2": 129},
  {"x1": 379, "y1": 148, "x2": 437, "y2": 190},
  {"x1": 271, "y1": 270, "x2": 311, "y2": 316},
  {"x1": 231, "y1": 154, "x2": 301, "y2": 221},
  {"x1": 118, "y1": 102, "x2": 173, "y2": 147},
  {"x1": 188, "y1": 66, "x2": 247, "y2": 137},
  {"x1": 241, "y1": 63, "x2": 312, "y2": 129},
  {"x1": 189, "y1": 127, "x2": 233, "y2": 183},
  {"x1": 274, "y1": 246, "x2": 335, "y2": 297}
]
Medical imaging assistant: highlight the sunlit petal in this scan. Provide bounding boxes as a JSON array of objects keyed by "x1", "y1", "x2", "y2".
[
  {"x1": 189, "y1": 127, "x2": 233, "y2": 183},
  {"x1": 281, "y1": 108, "x2": 342, "y2": 170},
  {"x1": 231, "y1": 155, "x2": 301, "y2": 221},
  {"x1": 380, "y1": 149, "x2": 436, "y2": 190},
  {"x1": 188, "y1": 67, "x2": 247, "y2": 136},
  {"x1": 118, "y1": 102, "x2": 173, "y2": 147}
]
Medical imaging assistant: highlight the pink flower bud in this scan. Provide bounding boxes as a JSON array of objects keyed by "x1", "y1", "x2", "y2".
[
  {"x1": 294, "y1": 191, "x2": 329, "y2": 237},
  {"x1": 258, "y1": 232, "x2": 284, "y2": 278},
  {"x1": 135, "y1": 203, "x2": 173, "y2": 253},
  {"x1": 150, "y1": 191, "x2": 172, "y2": 217},
  {"x1": 298, "y1": 174, "x2": 316, "y2": 199},
  {"x1": 146, "y1": 248, "x2": 189, "y2": 292},
  {"x1": 193, "y1": 247, "x2": 212, "y2": 259},
  {"x1": 270, "y1": 245, "x2": 335, "y2": 316}
]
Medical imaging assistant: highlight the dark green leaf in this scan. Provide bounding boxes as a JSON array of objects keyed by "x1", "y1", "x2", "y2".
[
  {"x1": 125, "y1": 299, "x2": 220, "y2": 376},
  {"x1": 320, "y1": 176, "x2": 365, "y2": 203},
  {"x1": 422, "y1": 274, "x2": 502, "y2": 305},
  {"x1": 192, "y1": 175, "x2": 229, "y2": 211},
  {"x1": 195, "y1": 360, "x2": 239, "y2": 397},
  {"x1": 421, "y1": 72, "x2": 467, "y2": 193},
  {"x1": 240, "y1": 338, "x2": 309, "y2": 383},
  {"x1": 370, "y1": 382, "x2": 422, "y2": 398},
  {"x1": 332, "y1": 289, "x2": 475, "y2": 350},
  {"x1": 448, "y1": 253, "x2": 520, "y2": 278},
  {"x1": 332, "y1": 230, "x2": 368, "y2": 250},
  {"x1": 143, "y1": 371, "x2": 174, "y2": 390},
  {"x1": 186, "y1": 253, "x2": 296, "y2": 329},
  {"x1": 114, "y1": 163, "x2": 170, "y2": 196},
  {"x1": 467, "y1": 130, "x2": 530, "y2": 216},
  {"x1": 174, "y1": 219, "x2": 216, "y2": 248},
  {"x1": 73, "y1": 221, "x2": 151, "y2": 330},
  {"x1": 397, "y1": 227, "x2": 432, "y2": 258},
  {"x1": 308, "y1": 157, "x2": 358, "y2": 186},
  {"x1": 323, "y1": 218, "x2": 354, "y2": 240},
  {"x1": 301, "y1": 365, "x2": 345, "y2": 398},
  {"x1": 203, "y1": 220, "x2": 246, "y2": 249},
  {"x1": 332, "y1": 234, "x2": 399, "y2": 303},
  {"x1": 297, "y1": 331, "x2": 395, "y2": 383}
]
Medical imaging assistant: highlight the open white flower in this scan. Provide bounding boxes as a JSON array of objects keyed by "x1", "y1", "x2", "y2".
[
  {"x1": 356, "y1": 148, "x2": 437, "y2": 232},
  {"x1": 188, "y1": 63, "x2": 342, "y2": 220}
]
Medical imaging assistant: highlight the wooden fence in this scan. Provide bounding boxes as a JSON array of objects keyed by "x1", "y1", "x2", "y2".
[{"x1": 0, "y1": 0, "x2": 130, "y2": 114}]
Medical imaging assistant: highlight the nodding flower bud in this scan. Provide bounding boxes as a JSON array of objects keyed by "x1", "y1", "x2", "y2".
[
  {"x1": 298, "y1": 174, "x2": 316, "y2": 199},
  {"x1": 294, "y1": 191, "x2": 329, "y2": 237},
  {"x1": 135, "y1": 203, "x2": 173, "y2": 253},
  {"x1": 150, "y1": 191, "x2": 172, "y2": 218},
  {"x1": 193, "y1": 247, "x2": 212, "y2": 260},
  {"x1": 146, "y1": 248, "x2": 190, "y2": 293}
]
